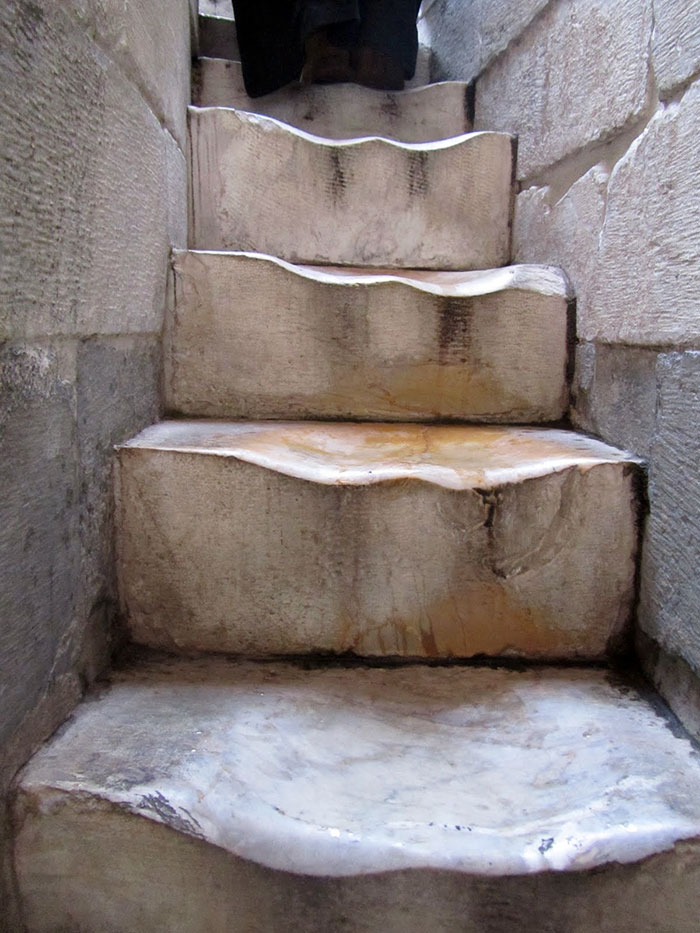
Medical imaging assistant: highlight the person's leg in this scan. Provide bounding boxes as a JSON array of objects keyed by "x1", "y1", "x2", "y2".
[
  {"x1": 299, "y1": 0, "x2": 360, "y2": 84},
  {"x1": 354, "y1": 0, "x2": 422, "y2": 89},
  {"x1": 232, "y1": 0, "x2": 304, "y2": 97}
]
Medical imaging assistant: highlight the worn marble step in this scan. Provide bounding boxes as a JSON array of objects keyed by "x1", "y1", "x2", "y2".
[
  {"x1": 15, "y1": 659, "x2": 700, "y2": 933},
  {"x1": 193, "y1": 58, "x2": 471, "y2": 142},
  {"x1": 188, "y1": 108, "x2": 513, "y2": 268},
  {"x1": 116, "y1": 421, "x2": 640, "y2": 660},
  {"x1": 166, "y1": 251, "x2": 570, "y2": 422}
]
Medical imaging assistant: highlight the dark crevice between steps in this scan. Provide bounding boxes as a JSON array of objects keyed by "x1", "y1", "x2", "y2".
[{"x1": 114, "y1": 642, "x2": 622, "y2": 676}]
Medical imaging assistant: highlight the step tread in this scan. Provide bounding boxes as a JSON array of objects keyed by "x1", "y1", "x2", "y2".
[
  {"x1": 18, "y1": 659, "x2": 700, "y2": 878},
  {"x1": 181, "y1": 250, "x2": 571, "y2": 297},
  {"x1": 193, "y1": 58, "x2": 471, "y2": 142},
  {"x1": 121, "y1": 422, "x2": 638, "y2": 490},
  {"x1": 190, "y1": 104, "x2": 493, "y2": 148}
]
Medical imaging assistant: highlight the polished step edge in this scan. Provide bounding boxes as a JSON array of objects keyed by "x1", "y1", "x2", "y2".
[
  {"x1": 188, "y1": 107, "x2": 513, "y2": 269},
  {"x1": 166, "y1": 250, "x2": 570, "y2": 422},
  {"x1": 15, "y1": 660, "x2": 700, "y2": 932},
  {"x1": 116, "y1": 422, "x2": 641, "y2": 659},
  {"x1": 193, "y1": 58, "x2": 471, "y2": 142}
]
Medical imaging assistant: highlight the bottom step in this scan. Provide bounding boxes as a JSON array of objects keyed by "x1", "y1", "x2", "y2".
[{"x1": 15, "y1": 659, "x2": 700, "y2": 932}]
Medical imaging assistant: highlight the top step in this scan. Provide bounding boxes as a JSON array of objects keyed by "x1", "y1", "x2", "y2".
[{"x1": 193, "y1": 58, "x2": 471, "y2": 143}]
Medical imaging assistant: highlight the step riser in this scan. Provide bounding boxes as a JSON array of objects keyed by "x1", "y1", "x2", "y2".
[
  {"x1": 193, "y1": 59, "x2": 471, "y2": 142},
  {"x1": 167, "y1": 253, "x2": 570, "y2": 422},
  {"x1": 117, "y1": 446, "x2": 638, "y2": 659},
  {"x1": 198, "y1": 14, "x2": 239, "y2": 61},
  {"x1": 188, "y1": 109, "x2": 513, "y2": 269},
  {"x1": 16, "y1": 797, "x2": 700, "y2": 933}
]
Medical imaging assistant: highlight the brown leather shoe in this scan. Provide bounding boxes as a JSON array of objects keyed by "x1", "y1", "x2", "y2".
[
  {"x1": 352, "y1": 46, "x2": 405, "y2": 91},
  {"x1": 300, "y1": 29, "x2": 354, "y2": 85}
]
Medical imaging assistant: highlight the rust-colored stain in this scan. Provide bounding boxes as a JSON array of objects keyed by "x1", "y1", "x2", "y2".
[
  {"x1": 332, "y1": 361, "x2": 532, "y2": 420},
  {"x1": 214, "y1": 422, "x2": 602, "y2": 468},
  {"x1": 338, "y1": 584, "x2": 566, "y2": 659}
]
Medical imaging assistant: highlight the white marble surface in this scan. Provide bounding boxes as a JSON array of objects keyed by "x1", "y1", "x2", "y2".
[
  {"x1": 123, "y1": 421, "x2": 638, "y2": 489},
  {"x1": 19, "y1": 660, "x2": 700, "y2": 878}
]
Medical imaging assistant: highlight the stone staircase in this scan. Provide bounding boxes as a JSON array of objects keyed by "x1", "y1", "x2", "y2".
[{"x1": 12, "y1": 12, "x2": 700, "y2": 933}]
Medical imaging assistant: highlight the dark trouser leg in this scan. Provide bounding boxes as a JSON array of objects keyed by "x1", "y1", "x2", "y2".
[
  {"x1": 232, "y1": 0, "x2": 304, "y2": 97},
  {"x1": 298, "y1": 0, "x2": 360, "y2": 44},
  {"x1": 298, "y1": 0, "x2": 360, "y2": 84},
  {"x1": 358, "y1": 0, "x2": 422, "y2": 79}
]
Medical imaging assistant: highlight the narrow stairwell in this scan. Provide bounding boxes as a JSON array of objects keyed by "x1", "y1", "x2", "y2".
[{"x1": 12, "y1": 13, "x2": 700, "y2": 933}]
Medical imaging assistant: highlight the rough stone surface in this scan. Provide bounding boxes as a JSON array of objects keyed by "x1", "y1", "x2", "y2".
[
  {"x1": 14, "y1": 659, "x2": 700, "y2": 932},
  {"x1": 640, "y1": 352, "x2": 700, "y2": 672},
  {"x1": 189, "y1": 108, "x2": 513, "y2": 268},
  {"x1": 587, "y1": 80, "x2": 700, "y2": 346},
  {"x1": 421, "y1": 0, "x2": 549, "y2": 83},
  {"x1": 0, "y1": 0, "x2": 191, "y2": 921},
  {"x1": 193, "y1": 59, "x2": 471, "y2": 142},
  {"x1": 513, "y1": 166, "x2": 608, "y2": 338},
  {"x1": 167, "y1": 252, "x2": 569, "y2": 422},
  {"x1": 476, "y1": 0, "x2": 652, "y2": 179},
  {"x1": 0, "y1": 342, "x2": 80, "y2": 753},
  {"x1": 0, "y1": 5, "x2": 180, "y2": 340},
  {"x1": 117, "y1": 421, "x2": 640, "y2": 660},
  {"x1": 638, "y1": 632, "x2": 700, "y2": 745},
  {"x1": 572, "y1": 343, "x2": 659, "y2": 459},
  {"x1": 652, "y1": 0, "x2": 700, "y2": 94},
  {"x1": 75, "y1": 337, "x2": 162, "y2": 657},
  {"x1": 56, "y1": 0, "x2": 193, "y2": 149}
]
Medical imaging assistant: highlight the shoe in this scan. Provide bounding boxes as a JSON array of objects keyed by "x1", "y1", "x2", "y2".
[
  {"x1": 352, "y1": 46, "x2": 405, "y2": 91},
  {"x1": 300, "y1": 29, "x2": 354, "y2": 85}
]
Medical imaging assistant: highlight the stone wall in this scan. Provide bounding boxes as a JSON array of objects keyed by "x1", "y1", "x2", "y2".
[
  {"x1": 0, "y1": 0, "x2": 196, "y2": 923},
  {"x1": 423, "y1": 0, "x2": 700, "y2": 737}
]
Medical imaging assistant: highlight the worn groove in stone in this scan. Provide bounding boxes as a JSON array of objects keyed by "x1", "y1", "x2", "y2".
[
  {"x1": 166, "y1": 251, "x2": 570, "y2": 422},
  {"x1": 15, "y1": 660, "x2": 700, "y2": 889},
  {"x1": 193, "y1": 58, "x2": 471, "y2": 142},
  {"x1": 116, "y1": 422, "x2": 640, "y2": 659},
  {"x1": 188, "y1": 107, "x2": 513, "y2": 268}
]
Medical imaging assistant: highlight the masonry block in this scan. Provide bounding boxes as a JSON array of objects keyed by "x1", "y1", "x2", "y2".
[
  {"x1": 572, "y1": 342, "x2": 659, "y2": 459},
  {"x1": 476, "y1": 0, "x2": 652, "y2": 179},
  {"x1": 117, "y1": 421, "x2": 640, "y2": 661},
  {"x1": 422, "y1": 0, "x2": 549, "y2": 83},
  {"x1": 167, "y1": 251, "x2": 570, "y2": 422},
  {"x1": 652, "y1": 0, "x2": 700, "y2": 95},
  {"x1": 14, "y1": 660, "x2": 700, "y2": 933},
  {"x1": 587, "y1": 79, "x2": 700, "y2": 346},
  {"x1": 63, "y1": 0, "x2": 192, "y2": 149},
  {"x1": 189, "y1": 108, "x2": 513, "y2": 268},
  {"x1": 0, "y1": 4, "x2": 178, "y2": 340},
  {"x1": 513, "y1": 166, "x2": 607, "y2": 336},
  {"x1": 0, "y1": 342, "x2": 80, "y2": 751},
  {"x1": 640, "y1": 351, "x2": 700, "y2": 672},
  {"x1": 76, "y1": 337, "x2": 161, "y2": 629}
]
